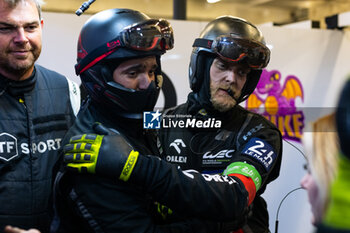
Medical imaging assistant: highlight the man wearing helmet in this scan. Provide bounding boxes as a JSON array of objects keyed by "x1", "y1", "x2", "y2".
[
  {"x1": 63, "y1": 16, "x2": 282, "y2": 233},
  {"x1": 157, "y1": 16, "x2": 282, "y2": 232},
  {"x1": 54, "y1": 8, "x2": 232, "y2": 233}
]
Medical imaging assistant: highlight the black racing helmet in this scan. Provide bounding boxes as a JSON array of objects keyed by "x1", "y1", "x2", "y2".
[
  {"x1": 189, "y1": 16, "x2": 270, "y2": 103},
  {"x1": 76, "y1": 8, "x2": 174, "y2": 118}
]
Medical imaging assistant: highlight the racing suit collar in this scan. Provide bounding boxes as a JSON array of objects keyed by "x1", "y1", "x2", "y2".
[
  {"x1": 90, "y1": 98, "x2": 145, "y2": 136},
  {"x1": 0, "y1": 68, "x2": 37, "y2": 97}
]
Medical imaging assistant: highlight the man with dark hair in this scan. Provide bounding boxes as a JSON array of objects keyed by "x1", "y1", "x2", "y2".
[{"x1": 52, "y1": 8, "x2": 197, "y2": 233}]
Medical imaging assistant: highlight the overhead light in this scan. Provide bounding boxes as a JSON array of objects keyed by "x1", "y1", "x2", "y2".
[{"x1": 207, "y1": 0, "x2": 221, "y2": 3}]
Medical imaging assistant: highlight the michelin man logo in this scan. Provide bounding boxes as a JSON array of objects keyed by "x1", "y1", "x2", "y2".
[
  {"x1": 143, "y1": 110, "x2": 162, "y2": 129},
  {"x1": 0, "y1": 133, "x2": 18, "y2": 162}
]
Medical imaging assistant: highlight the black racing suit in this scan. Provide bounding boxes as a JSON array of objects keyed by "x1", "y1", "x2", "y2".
[
  {"x1": 157, "y1": 98, "x2": 282, "y2": 233},
  {"x1": 54, "y1": 99, "x2": 281, "y2": 232},
  {"x1": 54, "y1": 99, "x2": 229, "y2": 233},
  {"x1": 0, "y1": 65, "x2": 79, "y2": 232}
]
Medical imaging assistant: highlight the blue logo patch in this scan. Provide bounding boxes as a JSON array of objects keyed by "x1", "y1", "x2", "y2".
[
  {"x1": 143, "y1": 110, "x2": 161, "y2": 129},
  {"x1": 241, "y1": 137, "x2": 277, "y2": 172}
]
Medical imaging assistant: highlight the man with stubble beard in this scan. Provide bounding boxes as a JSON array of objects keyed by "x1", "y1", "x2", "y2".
[{"x1": 0, "y1": 0, "x2": 80, "y2": 232}]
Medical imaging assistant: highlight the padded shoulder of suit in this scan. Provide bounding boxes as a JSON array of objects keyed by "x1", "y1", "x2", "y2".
[{"x1": 35, "y1": 64, "x2": 69, "y2": 88}]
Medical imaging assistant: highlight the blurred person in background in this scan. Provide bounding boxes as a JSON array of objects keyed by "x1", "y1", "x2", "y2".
[
  {"x1": 316, "y1": 79, "x2": 350, "y2": 233},
  {"x1": 301, "y1": 113, "x2": 339, "y2": 225}
]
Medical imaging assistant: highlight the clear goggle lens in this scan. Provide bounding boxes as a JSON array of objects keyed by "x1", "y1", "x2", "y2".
[{"x1": 122, "y1": 19, "x2": 174, "y2": 51}]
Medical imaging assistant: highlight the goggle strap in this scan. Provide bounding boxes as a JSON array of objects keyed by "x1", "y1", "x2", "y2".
[
  {"x1": 193, "y1": 38, "x2": 213, "y2": 49},
  {"x1": 77, "y1": 49, "x2": 118, "y2": 75},
  {"x1": 76, "y1": 37, "x2": 124, "y2": 75}
]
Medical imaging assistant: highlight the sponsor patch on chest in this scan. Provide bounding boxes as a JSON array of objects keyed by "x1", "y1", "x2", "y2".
[
  {"x1": 165, "y1": 155, "x2": 187, "y2": 163},
  {"x1": 0, "y1": 132, "x2": 62, "y2": 162}
]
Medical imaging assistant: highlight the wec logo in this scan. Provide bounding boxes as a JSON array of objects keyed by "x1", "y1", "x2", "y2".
[
  {"x1": 0, "y1": 133, "x2": 18, "y2": 162},
  {"x1": 203, "y1": 149, "x2": 234, "y2": 159}
]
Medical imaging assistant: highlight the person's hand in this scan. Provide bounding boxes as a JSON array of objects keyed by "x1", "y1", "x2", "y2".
[
  {"x1": 4, "y1": 226, "x2": 40, "y2": 233},
  {"x1": 64, "y1": 122, "x2": 140, "y2": 181}
]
